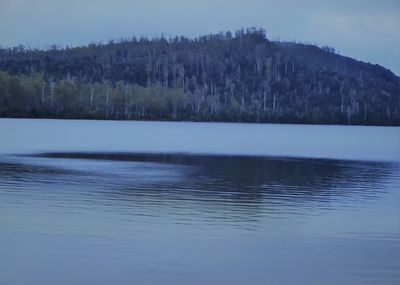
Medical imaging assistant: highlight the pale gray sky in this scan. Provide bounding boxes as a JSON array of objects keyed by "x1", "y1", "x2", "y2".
[{"x1": 0, "y1": 0, "x2": 399, "y2": 74}]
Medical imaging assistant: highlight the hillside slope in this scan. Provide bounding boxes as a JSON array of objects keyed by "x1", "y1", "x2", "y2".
[{"x1": 0, "y1": 28, "x2": 399, "y2": 125}]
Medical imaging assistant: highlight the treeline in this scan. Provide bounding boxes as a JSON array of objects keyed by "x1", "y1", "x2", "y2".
[
  {"x1": 0, "y1": 28, "x2": 399, "y2": 125},
  {"x1": 0, "y1": 71, "x2": 189, "y2": 120}
]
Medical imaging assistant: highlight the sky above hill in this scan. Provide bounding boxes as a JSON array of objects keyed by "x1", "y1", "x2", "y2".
[{"x1": 0, "y1": 0, "x2": 399, "y2": 75}]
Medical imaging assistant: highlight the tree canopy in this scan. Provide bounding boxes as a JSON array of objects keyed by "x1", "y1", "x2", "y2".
[{"x1": 0, "y1": 28, "x2": 399, "y2": 125}]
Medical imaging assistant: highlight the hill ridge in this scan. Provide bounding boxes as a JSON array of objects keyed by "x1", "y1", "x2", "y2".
[{"x1": 0, "y1": 28, "x2": 399, "y2": 125}]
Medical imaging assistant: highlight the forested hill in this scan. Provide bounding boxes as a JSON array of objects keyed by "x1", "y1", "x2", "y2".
[{"x1": 0, "y1": 28, "x2": 399, "y2": 125}]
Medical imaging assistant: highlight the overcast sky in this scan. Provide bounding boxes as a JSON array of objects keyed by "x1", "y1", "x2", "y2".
[{"x1": 0, "y1": 0, "x2": 399, "y2": 74}]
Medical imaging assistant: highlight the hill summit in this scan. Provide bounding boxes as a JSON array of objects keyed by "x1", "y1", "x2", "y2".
[{"x1": 0, "y1": 28, "x2": 399, "y2": 125}]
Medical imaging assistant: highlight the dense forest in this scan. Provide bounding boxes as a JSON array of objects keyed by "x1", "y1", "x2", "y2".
[{"x1": 0, "y1": 28, "x2": 399, "y2": 125}]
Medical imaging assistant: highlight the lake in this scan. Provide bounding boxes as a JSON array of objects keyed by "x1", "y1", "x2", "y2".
[{"x1": 0, "y1": 118, "x2": 399, "y2": 285}]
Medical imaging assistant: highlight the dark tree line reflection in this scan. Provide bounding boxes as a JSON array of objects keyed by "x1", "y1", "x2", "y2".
[{"x1": 19, "y1": 153, "x2": 397, "y2": 209}]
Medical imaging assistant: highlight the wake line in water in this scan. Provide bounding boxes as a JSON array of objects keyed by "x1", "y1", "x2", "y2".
[{"x1": 21, "y1": 151, "x2": 400, "y2": 165}]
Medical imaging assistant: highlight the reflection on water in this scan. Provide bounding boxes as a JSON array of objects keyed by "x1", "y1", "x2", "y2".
[{"x1": 0, "y1": 153, "x2": 399, "y2": 285}]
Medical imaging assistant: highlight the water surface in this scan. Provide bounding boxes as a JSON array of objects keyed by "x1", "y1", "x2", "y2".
[{"x1": 0, "y1": 119, "x2": 399, "y2": 285}]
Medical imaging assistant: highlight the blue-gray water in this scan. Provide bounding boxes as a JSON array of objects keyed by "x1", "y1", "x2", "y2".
[{"x1": 0, "y1": 119, "x2": 399, "y2": 285}]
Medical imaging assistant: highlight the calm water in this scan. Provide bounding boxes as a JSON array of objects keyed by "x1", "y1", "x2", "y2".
[{"x1": 0, "y1": 119, "x2": 399, "y2": 285}]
